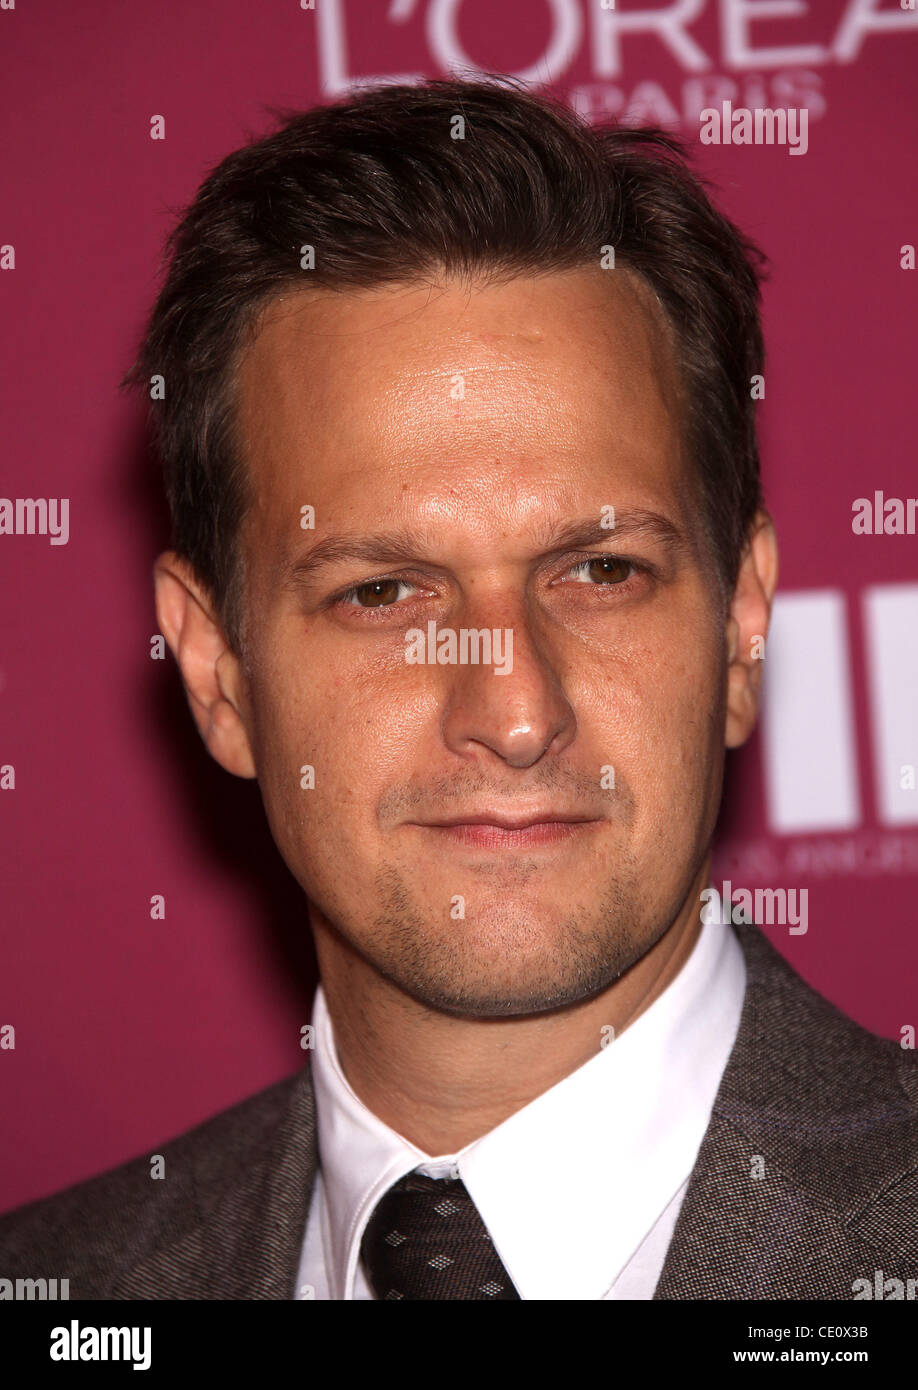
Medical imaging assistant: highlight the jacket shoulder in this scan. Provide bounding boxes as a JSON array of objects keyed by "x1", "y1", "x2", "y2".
[
  {"x1": 655, "y1": 927, "x2": 918, "y2": 1299},
  {"x1": 0, "y1": 1070, "x2": 305, "y2": 1287},
  {"x1": 727, "y1": 925, "x2": 918, "y2": 1229},
  {"x1": 734, "y1": 923, "x2": 918, "y2": 1120}
]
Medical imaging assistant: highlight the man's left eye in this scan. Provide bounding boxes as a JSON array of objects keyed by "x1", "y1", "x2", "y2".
[
  {"x1": 567, "y1": 556, "x2": 634, "y2": 584},
  {"x1": 342, "y1": 578, "x2": 415, "y2": 608}
]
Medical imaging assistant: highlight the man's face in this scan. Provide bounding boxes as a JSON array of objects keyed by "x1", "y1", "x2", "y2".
[{"x1": 232, "y1": 266, "x2": 727, "y2": 1016}]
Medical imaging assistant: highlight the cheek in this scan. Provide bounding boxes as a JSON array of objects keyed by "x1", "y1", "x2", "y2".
[
  {"x1": 576, "y1": 625, "x2": 721, "y2": 794},
  {"x1": 250, "y1": 650, "x2": 426, "y2": 832},
  {"x1": 636, "y1": 644, "x2": 725, "y2": 836}
]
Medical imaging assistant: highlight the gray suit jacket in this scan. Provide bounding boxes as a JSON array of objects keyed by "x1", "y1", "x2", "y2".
[{"x1": 1, "y1": 924, "x2": 916, "y2": 1299}]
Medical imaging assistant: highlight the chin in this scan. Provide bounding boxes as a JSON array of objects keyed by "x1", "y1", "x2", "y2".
[{"x1": 378, "y1": 930, "x2": 639, "y2": 1020}]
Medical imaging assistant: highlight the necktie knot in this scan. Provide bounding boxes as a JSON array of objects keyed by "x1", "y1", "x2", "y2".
[{"x1": 360, "y1": 1170, "x2": 520, "y2": 1300}]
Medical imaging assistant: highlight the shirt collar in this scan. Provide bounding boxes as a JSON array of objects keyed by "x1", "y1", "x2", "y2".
[{"x1": 310, "y1": 890, "x2": 746, "y2": 1300}]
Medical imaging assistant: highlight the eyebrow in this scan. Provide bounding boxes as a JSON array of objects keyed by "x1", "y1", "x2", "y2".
[{"x1": 282, "y1": 509, "x2": 694, "y2": 590}]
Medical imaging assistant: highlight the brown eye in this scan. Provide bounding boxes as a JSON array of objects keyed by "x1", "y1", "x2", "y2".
[
  {"x1": 571, "y1": 556, "x2": 633, "y2": 584},
  {"x1": 348, "y1": 578, "x2": 406, "y2": 608}
]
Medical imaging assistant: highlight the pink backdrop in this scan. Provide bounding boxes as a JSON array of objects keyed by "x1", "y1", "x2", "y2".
[{"x1": 2, "y1": 0, "x2": 917, "y2": 1214}]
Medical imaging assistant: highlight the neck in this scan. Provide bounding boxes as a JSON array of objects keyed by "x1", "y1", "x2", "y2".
[{"x1": 312, "y1": 859, "x2": 709, "y2": 1155}]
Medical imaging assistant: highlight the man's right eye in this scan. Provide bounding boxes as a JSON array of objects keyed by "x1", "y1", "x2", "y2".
[{"x1": 339, "y1": 578, "x2": 417, "y2": 608}]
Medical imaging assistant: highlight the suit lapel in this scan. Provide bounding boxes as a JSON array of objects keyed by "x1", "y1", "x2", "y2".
[
  {"x1": 655, "y1": 924, "x2": 915, "y2": 1299},
  {"x1": 112, "y1": 1064, "x2": 319, "y2": 1299},
  {"x1": 653, "y1": 1109, "x2": 871, "y2": 1299}
]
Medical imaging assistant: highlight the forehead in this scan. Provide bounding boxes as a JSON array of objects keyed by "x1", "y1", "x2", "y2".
[{"x1": 234, "y1": 265, "x2": 691, "y2": 531}]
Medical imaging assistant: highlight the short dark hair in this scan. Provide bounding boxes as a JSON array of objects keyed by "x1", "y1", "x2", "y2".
[{"x1": 123, "y1": 75, "x2": 767, "y2": 651}]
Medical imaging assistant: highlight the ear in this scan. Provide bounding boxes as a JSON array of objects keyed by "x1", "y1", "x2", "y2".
[
  {"x1": 724, "y1": 509, "x2": 779, "y2": 750},
  {"x1": 153, "y1": 551, "x2": 257, "y2": 779}
]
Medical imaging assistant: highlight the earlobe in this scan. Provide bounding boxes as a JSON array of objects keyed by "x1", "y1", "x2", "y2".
[{"x1": 153, "y1": 552, "x2": 258, "y2": 779}]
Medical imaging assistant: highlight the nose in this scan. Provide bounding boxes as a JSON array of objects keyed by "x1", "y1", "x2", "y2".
[{"x1": 438, "y1": 597, "x2": 576, "y2": 769}]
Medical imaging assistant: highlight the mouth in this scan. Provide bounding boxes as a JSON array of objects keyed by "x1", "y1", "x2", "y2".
[{"x1": 409, "y1": 812, "x2": 602, "y2": 850}]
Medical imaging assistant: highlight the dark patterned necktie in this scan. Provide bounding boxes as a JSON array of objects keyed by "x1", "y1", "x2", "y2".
[{"x1": 360, "y1": 1170, "x2": 521, "y2": 1299}]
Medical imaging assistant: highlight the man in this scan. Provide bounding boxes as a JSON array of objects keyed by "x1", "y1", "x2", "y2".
[{"x1": 1, "y1": 76, "x2": 915, "y2": 1301}]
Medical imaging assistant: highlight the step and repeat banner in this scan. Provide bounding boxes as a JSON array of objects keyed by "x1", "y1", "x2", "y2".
[{"x1": 1, "y1": 0, "x2": 916, "y2": 1212}]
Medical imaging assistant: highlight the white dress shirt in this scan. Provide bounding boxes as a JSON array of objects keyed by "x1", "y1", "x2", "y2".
[{"x1": 296, "y1": 889, "x2": 746, "y2": 1300}]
